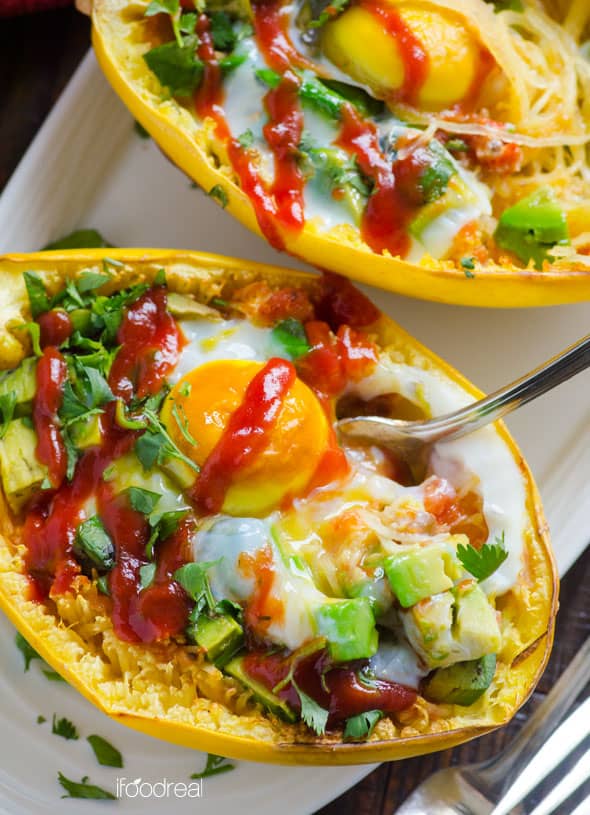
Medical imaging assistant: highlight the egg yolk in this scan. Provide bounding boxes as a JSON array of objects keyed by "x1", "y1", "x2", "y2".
[
  {"x1": 322, "y1": 1, "x2": 480, "y2": 111},
  {"x1": 161, "y1": 360, "x2": 330, "y2": 516}
]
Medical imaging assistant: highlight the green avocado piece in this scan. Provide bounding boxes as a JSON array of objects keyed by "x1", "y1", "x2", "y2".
[
  {"x1": 224, "y1": 656, "x2": 297, "y2": 723},
  {"x1": 453, "y1": 582, "x2": 502, "y2": 656},
  {"x1": 0, "y1": 357, "x2": 37, "y2": 417},
  {"x1": 70, "y1": 414, "x2": 102, "y2": 450},
  {"x1": 0, "y1": 419, "x2": 48, "y2": 512},
  {"x1": 189, "y1": 613, "x2": 244, "y2": 668},
  {"x1": 383, "y1": 544, "x2": 455, "y2": 608},
  {"x1": 314, "y1": 597, "x2": 378, "y2": 662},
  {"x1": 423, "y1": 654, "x2": 497, "y2": 705},
  {"x1": 159, "y1": 457, "x2": 197, "y2": 490},
  {"x1": 495, "y1": 187, "x2": 569, "y2": 269}
]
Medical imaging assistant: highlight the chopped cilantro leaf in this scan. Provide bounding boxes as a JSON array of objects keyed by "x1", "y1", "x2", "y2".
[
  {"x1": 272, "y1": 319, "x2": 311, "y2": 360},
  {"x1": 457, "y1": 533, "x2": 508, "y2": 581},
  {"x1": 23, "y1": 271, "x2": 51, "y2": 317},
  {"x1": 145, "y1": 0, "x2": 178, "y2": 18},
  {"x1": 73, "y1": 516, "x2": 115, "y2": 573},
  {"x1": 134, "y1": 120, "x2": 150, "y2": 140},
  {"x1": 209, "y1": 11, "x2": 236, "y2": 50},
  {"x1": 52, "y1": 715, "x2": 79, "y2": 741},
  {"x1": 44, "y1": 229, "x2": 111, "y2": 251},
  {"x1": 190, "y1": 753, "x2": 235, "y2": 779},
  {"x1": 343, "y1": 709, "x2": 383, "y2": 740},
  {"x1": 144, "y1": 36, "x2": 204, "y2": 97},
  {"x1": 292, "y1": 680, "x2": 328, "y2": 735},
  {"x1": 208, "y1": 184, "x2": 229, "y2": 208},
  {"x1": 15, "y1": 632, "x2": 40, "y2": 671},
  {"x1": 87, "y1": 735, "x2": 124, "y2": 768},
  {"x1": 77, "y1": 271, "x2": 111, "y2": 293},
  {"x1": 139, "y1": 562, "x2": 157, "y2": 590},
  {"x1": 126, "y1": 486, "x2": 161, "y2": 515},
  {"x1": 174, "y1": 561, "x2": 218, "y2": 615},
  {"x1": 37, "y1": 715, "x2": 47, "y2": 724},
  {"x1": 18, "y1": 322, "x2": 42, "y2": 356},
  {"x1": 172, "y1": 400, "x2": 197, "y2": 445},
  {"x1": 238, "y1": 129, "x2": 255, "y2": 149},
  {"x1": 42, "y1": 669, "x2": 66, "y2": 682},
  {"x1": 57, "y1": 772, "x2": 116, "y2": 800}
]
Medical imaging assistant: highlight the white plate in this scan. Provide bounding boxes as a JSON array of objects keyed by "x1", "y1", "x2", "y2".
[{"x1": 0, "y1": 50, "x2": 588, "y2": 815}]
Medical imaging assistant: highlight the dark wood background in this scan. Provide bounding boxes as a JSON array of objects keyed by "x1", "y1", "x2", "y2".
[{"x1": 1, "y1": 7, "x2": 589, "y2": 813}]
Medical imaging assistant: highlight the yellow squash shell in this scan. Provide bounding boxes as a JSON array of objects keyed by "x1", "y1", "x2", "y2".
[
  {"x1": 0, "y1": 249, "x2": 557, "y2": 764},
  {"x1": 89, "y1": 0, "x2": 590, "y2": 307}
]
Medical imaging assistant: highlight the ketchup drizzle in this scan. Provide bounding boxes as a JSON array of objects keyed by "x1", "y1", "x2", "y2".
[
  {"x1": 251, "y1": 0, "x2": 315, "y2": 73},
  {"x1": 192, "y1": 358, "x2": 296, "y2": 514},
  {"x1": 337, "y1": 104, "x2": 413, "y2": 257},
  {"x1": 108, "y1": 285, "x2": 183, "y2": 402},
  {"x1": 263, "y1": 71, "x2": 305, "y2": 233},
  {"x1": 33, "y1": 347, "x2": 68, "y2": 489},
  {"x1": 244, "y1": 650, "x2": 417, "y2": 727},
  {"x1": 359, "y1": 0, "x2": 429, "y2": 106}
]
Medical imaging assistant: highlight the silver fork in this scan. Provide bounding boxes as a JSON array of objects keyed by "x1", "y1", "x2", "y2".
[
  {"x1": 337, "y1": 333, "x2": 590, "y2": 462},
  {"x1": 394, "y1": 636, "x2": 590, "y2": 815}
]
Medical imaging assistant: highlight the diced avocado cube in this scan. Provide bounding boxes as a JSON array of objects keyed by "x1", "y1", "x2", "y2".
[
  {"x1": 166, "y1": 292, "x2": 219, "y2": 319},
  {"x1": 383, "y1": 544, "x2": 455, "y2": 608},
  {"x1": 495, "y1": 187, "x2": 569, "y2": 269},
  {"x1": 0, "y1": 419, "x2": 48, "y2": 513},
  {"x1": 454, "y1": 582, "x2": 502, "y2": 657},
  {"x1": 423, "y1": 654, "x2": 497, "y2": 706},
  {"x1": 73, "y1": 516, "x2": 115, "y2": 573},
  {"x1": 401, "y1": 591, "x2": 456, "y2": 669},
  {"x1": 314, "y1": 597, "x2": 378, "y2": 662},
  {"x1": 189, "y1": 613, "x2": 244, "y2": 668},
  {"x1": 159, "y1": 457, "x2": 197, "y2": 490},
  {"x1": 224, "y1": 656, "x2": 297, "y2": 722},
  {"x1": 0, "y1": 357, "x2": 37, "y2": 417},
  {"x1": 70, "y1": 414, "x2": 102, "y2": 449},
  {"x1": 402, "y1": 582, "x2": 502, "y2": 670}
]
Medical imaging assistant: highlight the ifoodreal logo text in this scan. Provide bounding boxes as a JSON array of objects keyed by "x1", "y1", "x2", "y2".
[{"x1": 116, "y1": 777, "x2": 204, "y2": 799}]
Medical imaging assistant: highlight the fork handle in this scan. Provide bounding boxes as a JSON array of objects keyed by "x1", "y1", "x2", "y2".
[
  {"x1": 470, "y1": 635, "x2": 590, "y2": 795},
  {"x1": 407, "y1": 332, "x2": 590, "y2": 445}
]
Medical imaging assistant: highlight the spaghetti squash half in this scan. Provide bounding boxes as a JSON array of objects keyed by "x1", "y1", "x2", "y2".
[
  {"x1": 0, "y1": 250, "x2": 556, "y2": 763},
  {"x1": 90, "y1": 0, "x2": 590, "y2": 306}
]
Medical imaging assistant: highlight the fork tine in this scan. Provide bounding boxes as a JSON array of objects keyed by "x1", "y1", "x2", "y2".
[{"x1": 527, "y1": 749, "x2": 590, "y2": 815}]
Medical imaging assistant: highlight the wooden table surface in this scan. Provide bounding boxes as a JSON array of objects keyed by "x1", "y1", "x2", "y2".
[{"x1": 1, "y1": 7, "x2": 589, "y2": 814}]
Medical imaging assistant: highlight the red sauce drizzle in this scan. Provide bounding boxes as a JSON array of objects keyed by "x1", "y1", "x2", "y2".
[
  {"x1": 251, "y1": 0, "x2": 315, "y2": 73},
  {"x1": 192, "y1": 358, "x2": 296, "y2": 514},
  {"x1": 99, "y1": 485, "x2": 193, "y2": 642},
  {"x1": 315, "y1": 273, "x2": 380, "y2": 332},
  {"x1": 195, "y1": 12, "x2": 307, "y2": 249},
  {"x1": 38, "y1": 310, "x2": 73, "y2": 349},
  {"x1": 263, "y1": 71, "x2": 305, "y2": 233},
  {"x1": 298, "y1": 320, "x2": 377, "y2": 398},
  {"x1": 108, "y1": 285, "x2": 183, "y2": 402},
  {"x1": 359, "y1": 0, "x2": 428, "y2": 106},
  {"x1": 33, "y1": 347, "x2": 68, "y2": 489},
  {"x1": 244, "y1": 650, "x2": 417, "y2": 726},
  {"x1": 241, "y1": 545, "x2": 284, "y2": 635},
  {"x1": 25, "y1": 285, "x2": 189, "y2": 639},
  {"x1": 24, "y1": 409, "x2": 136, "y2": 599},
  {"x1": 337, "y1": 105, "x2": 413, "y2": 257}
]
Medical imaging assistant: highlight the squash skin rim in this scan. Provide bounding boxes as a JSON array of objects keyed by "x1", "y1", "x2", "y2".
[
  {"x1": 0, "y1": 249, "x2": 558, "y2": 765},
  {"x1": 88, "y1": 4, "x2": 590, "y2": 308}
]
